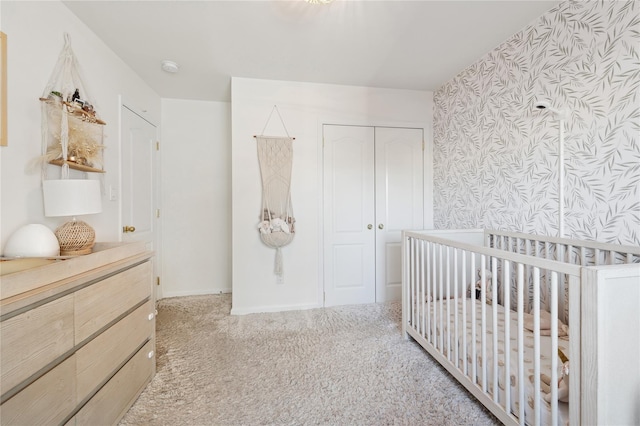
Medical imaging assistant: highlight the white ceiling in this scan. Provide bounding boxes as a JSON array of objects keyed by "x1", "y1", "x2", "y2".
[{"x1": 63, "y1": 0, "x2": 559, "y2": 102}]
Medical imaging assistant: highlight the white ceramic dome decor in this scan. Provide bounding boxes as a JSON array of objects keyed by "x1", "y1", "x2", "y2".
[{"x1": 3, "y1": 224, "x2": 60, "y2": 257}]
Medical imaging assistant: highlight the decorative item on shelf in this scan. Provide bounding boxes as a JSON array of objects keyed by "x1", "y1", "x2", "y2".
[
  {"x1": 37, "y1": 33, "x2": 106, "y2": 177},
  {"x1": 42, "y1": 179, "x2": 102, "y2": 256},
  {"x1": 39, "y1": 88, "x2": 106, "y2": 173},
  {"x1": 3, "y1": 224, "x2": 60, "y2": 257}
]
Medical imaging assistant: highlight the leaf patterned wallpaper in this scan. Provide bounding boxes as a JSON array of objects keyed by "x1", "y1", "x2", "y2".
[{"x1": 433, "y1": 0, "x2": 640, "y2": 246}]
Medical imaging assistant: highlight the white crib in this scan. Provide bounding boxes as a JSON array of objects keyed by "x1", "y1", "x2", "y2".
[{"x1": 401, "y1": 229, "x2": 640, "y2": 426}]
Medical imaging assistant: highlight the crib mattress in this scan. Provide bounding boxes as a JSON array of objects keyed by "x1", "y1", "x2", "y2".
[{"x1": 420, "y1": 298, "x2": 569, "y2": 426}]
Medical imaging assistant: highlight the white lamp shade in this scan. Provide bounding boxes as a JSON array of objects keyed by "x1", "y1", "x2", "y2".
[
  {"x1": 3, "y1": 224, "x2": 60, "y2": 257},
  {"x1": 43, "y1": 179, "x2": 102, "y2": 217}
]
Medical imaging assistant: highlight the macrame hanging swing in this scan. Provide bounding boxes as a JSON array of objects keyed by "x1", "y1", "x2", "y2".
[{"x1": 255, "y1": 106, "x2": 295, "y2": 277}]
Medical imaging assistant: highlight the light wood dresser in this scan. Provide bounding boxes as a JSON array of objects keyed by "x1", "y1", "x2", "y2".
[{"x1": 0, "y1": 242, "x2": 155, "y2": 426}]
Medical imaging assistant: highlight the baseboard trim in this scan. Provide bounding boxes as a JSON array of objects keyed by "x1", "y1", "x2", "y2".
[
  {"x1": 230, "y1": 302, "x2": 321, "y2": 316},
  {"x1": 160, "y1": 288, "x2": 231, "y2": 299}
]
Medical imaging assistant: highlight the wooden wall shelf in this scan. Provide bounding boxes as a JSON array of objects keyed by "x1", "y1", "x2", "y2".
[{"x1": 49, "y1": 159, "x2": 105, "y2": 173}]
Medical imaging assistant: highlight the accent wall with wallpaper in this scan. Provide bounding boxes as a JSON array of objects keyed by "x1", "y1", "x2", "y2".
[{"x1": 433, "y1": 0, "x2": 639, "y2": 246}]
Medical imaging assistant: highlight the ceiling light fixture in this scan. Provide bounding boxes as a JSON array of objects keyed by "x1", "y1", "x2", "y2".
[
  {"x1": 161, "y1": 60, "x2": 180, "y2": 73},
  {"x1": 306, "y1": 0, "x2": 334, "y2": 4}
]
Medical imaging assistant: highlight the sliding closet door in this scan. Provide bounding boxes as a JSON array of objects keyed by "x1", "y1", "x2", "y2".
[
  {"x1": 374, "y1": 127, "x2": 424, "y2": 302},
  {"x1": 323, "y1": 125, "x2": 376, "y2": 306}
]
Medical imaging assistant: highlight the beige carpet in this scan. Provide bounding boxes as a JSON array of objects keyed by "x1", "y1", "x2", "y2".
[{"x1": 119, "y1": 294, "x2": 499, "y2": 426}]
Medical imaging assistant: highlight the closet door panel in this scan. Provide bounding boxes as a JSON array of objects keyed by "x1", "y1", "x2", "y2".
[
  {"x1": 323, "y1": 125, "x2": 375, "y2": 306},
  {"x1": 375, "y1": 127, "x2": 424, "y2": 302}
]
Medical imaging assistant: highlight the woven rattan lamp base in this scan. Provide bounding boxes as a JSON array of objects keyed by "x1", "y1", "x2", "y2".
[{"x1": 55, "y1": 219, "x2": 96, "y2": 255}]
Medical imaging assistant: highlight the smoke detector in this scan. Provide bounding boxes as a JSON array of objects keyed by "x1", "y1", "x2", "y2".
[{"x1": 161, "y1": 60, "x2": 180, "y2": 74}]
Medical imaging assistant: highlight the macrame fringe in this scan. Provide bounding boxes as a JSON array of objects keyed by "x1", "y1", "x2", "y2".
[{"x1": 274, "y1": 247, "x2": 283, "y2": 277}]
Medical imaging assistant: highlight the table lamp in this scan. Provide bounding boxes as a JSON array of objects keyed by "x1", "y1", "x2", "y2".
[{"x1": 43, "y1": 179, "x2": 102, "y2": 255}]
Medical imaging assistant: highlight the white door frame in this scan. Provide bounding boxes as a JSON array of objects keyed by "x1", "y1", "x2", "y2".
[{"x1": 318, "y1": 117, "x2": 433, "y2": 307}]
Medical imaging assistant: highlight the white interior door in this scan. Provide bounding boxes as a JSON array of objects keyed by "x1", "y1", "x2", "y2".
[
  {"x1": 323, "y1": 125, "x2": 376, "y2": 306},
  {"x1": 121, "y1": 105, "x2": 156, "y2": 248},
  {"x1": 121, "y1": 104, "x2": 160, "y2": 299},
  {"x1": 323, "y1": 125, "x2": 424, "y2": 307},
  {"x1": 375, "y1": 127, "x2": 424, "y2": 302}
]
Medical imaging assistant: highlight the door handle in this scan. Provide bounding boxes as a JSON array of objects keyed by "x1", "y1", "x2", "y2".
[
  {"x1": 378, "y1": 224, "x2": 384, "y2": 230},
  {"x1": 123, "y1": 225, "x2": 136, "y2": 233},
  {"x1": 367, "y1": 224, "x2": 373, "y2": 230}
]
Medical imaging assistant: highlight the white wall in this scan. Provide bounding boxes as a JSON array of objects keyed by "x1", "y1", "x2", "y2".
[
  {"x1": 0, "y1": 1, "x2": 160, "y2": 252},
  {"x1": 231, "y1": 77, "x2": 432, "y2": 314},
  {"x1": 160, "y1": 99, "x2": 231, "y2": 297}
]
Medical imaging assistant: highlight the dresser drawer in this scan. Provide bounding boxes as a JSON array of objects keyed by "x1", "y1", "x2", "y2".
[
  {"x1": 75, "y1": 340, "x2": 155, "y2": 426},
  {"x1": 74, "y1": 261, "x2": 152, "y2": 343},
  {"x1": 1, "y1": 294, "x2": 74, "y2": 395},
  {"x1": 76, "y1": 300, "x2": 154, "y2": 401},
  {"x1": 0, "y1": 355, "x2": 76, "y2": 425}
]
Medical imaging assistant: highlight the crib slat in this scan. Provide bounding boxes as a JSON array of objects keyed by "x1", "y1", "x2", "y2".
[
  {"x1": 462, "y1": 249, "x2": 468, "y2": 376},
  {"x1": 545, "y1": 241, "x2": 551, "y2": 312},
  {"x1": 517, "y1": 263, "x2": 525, "y2": 425},
  {"x1": 481, "y1": 254, "x2": 487, "y2": 392},
  {"x1": 453, "y1": 248, "x2": 459, "y2": 368},
  {"x1": 446, "y1": 246, "x2": 451, "y2": 359},
  {"x1": 550, "y1": 271, "x2": 559, "y2": 426},
  {"x1": 421, "y1": 240, "x2": 425, "y2": 335},
  {"x1": 438, "y1": 244, "x2": 444, "y2": 352},
  {"x1": 423, "y1": 242, "x2": 427, "y2": 339},
  {"x1": 426, "y1": 242, "x2": 432, "y2": 344},
  {"x1": 503, "y1": 260, "x2": 511, "y2": 414},
  {"x1": 533, "y1": 267, "x2": 541, "y2": 426},
  {"x1": 471, "y1": 253, "x2": 477, "y2": 384},
  {"x1": 419, "y1": 240, "x2": 424, "y2": 337},
  {"x1": 416, "y1": 239, "x2": 420, "y2": 329},
  {"x1": 412, "y1": 238, "x2": 417, "y2": 331},
  {"x1": 491, "y1": 257, "x2": 499, "y2": 403},
  {"x1": 432, "y1": 243, "x2": 437, "y2": 344},
  {"x1": 412, "y1": 239, "x2": 417, "y2": 333},
  {"x1": 568, "y1": 274, "x2": 581, "y2": 425},
  {"x1": 557, "y1": 243, "x2": 565, "y2": 325}
]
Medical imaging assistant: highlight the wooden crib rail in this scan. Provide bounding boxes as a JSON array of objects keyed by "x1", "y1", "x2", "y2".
[
  {"x1": 485, "y1": 229, "x2": 640, "y2": 265},
  {"x1": 403, "y1": 230, "x2": 583, "y2": 277}
]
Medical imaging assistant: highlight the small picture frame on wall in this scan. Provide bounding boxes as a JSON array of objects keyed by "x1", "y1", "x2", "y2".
[{"x1": 0, "y1": 31, "x2": 6, "y2": 146}]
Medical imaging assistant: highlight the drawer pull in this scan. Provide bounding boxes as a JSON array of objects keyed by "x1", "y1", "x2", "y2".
[
  {"x1": 148, "y1": 312, "x2": 155, "y2": 321},
  {"x1": 147, "y1": 350, "x2": 154, "y2": 359}
]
